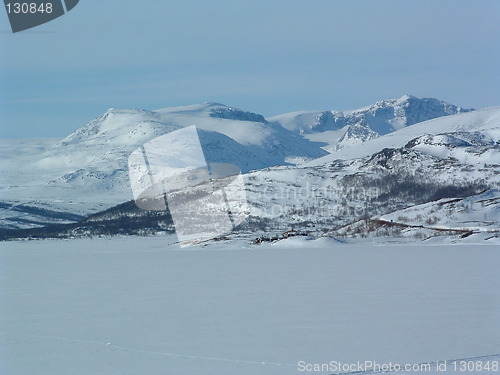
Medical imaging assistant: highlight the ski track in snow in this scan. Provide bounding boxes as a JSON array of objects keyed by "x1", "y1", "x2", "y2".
[
  {"x1": 2, "y1": 331, "x2": 498, "y2": 373},
  {"x1": 0, "y1": 331, "x2": 296, "y2": 368}
]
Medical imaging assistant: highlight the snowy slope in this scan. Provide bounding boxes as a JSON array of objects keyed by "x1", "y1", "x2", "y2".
[
  {"x1": 239, "y1": 107, "x2": 500, "y2": 239},
  {"x1": 270, "y1": 95, "x2": 472, "y2": 151},
  {"x1": 379, "y1": 190, "x2": 500, "y2": 233},
  {"x1": 241, "y1": 154, "x2": 499, "y2": 239},
  {"x1": 306, "y1": 106, "x2": 500, "y2": 165}
]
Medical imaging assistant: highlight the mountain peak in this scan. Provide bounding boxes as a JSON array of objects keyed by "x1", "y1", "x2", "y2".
[
  {"x1": 398, "y1": 94, "x2": 416, "y2": 101},
  {"x1": 202, "y1": 101, "x2": 227, "y2": 107},
  {"x1": 208, "y1": 105, "x2": 267, "y2": 123}
]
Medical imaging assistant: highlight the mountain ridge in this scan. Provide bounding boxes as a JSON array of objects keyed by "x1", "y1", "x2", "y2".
[
  {"x1": 1, "y1": 97, "x2": 497, "y2": 240},
  {"x1": 269, "y1": 95, "x2": 474, "y2": 152}
]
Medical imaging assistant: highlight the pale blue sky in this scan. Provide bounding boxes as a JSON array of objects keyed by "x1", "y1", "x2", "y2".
[{"x1": 1, "y1": 0, "x2": 499, "y2": 138}]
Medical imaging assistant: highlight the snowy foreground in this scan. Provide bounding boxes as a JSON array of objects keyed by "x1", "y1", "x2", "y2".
[{"x1": 1, "y1": 236, "x2": 499, "y2": 375}]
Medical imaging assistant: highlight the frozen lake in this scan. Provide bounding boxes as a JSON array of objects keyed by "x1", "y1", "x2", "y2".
[{"x1": 1, "y1": 236, "x2": 499, "y2": 375}]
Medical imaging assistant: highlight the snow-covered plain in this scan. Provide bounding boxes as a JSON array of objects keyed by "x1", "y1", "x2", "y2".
[{"x1": 1, "y1": 236, "x2": 498, "y2": 375}]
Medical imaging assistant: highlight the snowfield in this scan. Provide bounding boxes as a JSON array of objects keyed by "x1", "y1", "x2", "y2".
[{"x1": 1, "y1": 236, "x2": 498, "y2": 375}]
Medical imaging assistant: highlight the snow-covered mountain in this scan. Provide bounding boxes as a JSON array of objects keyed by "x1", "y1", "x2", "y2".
[
  {"x1": 0, "y1": 103, "x2": 327, "y2": 227},
  {"x1": 50, "y1": 103, "x2": 327, "y2": 177},
  {"x1": 269, "y1": 95, "x2": 473, "y2": 152},
  {"x1": 306, "y1": 106, "x2": 500, "y2": 164},
  {"x1": 58, "y1": 103, "x2": 327, "y2": 167},
  {"x1": 1, "y1": 98, "x2": 498, "y2": 243}
]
